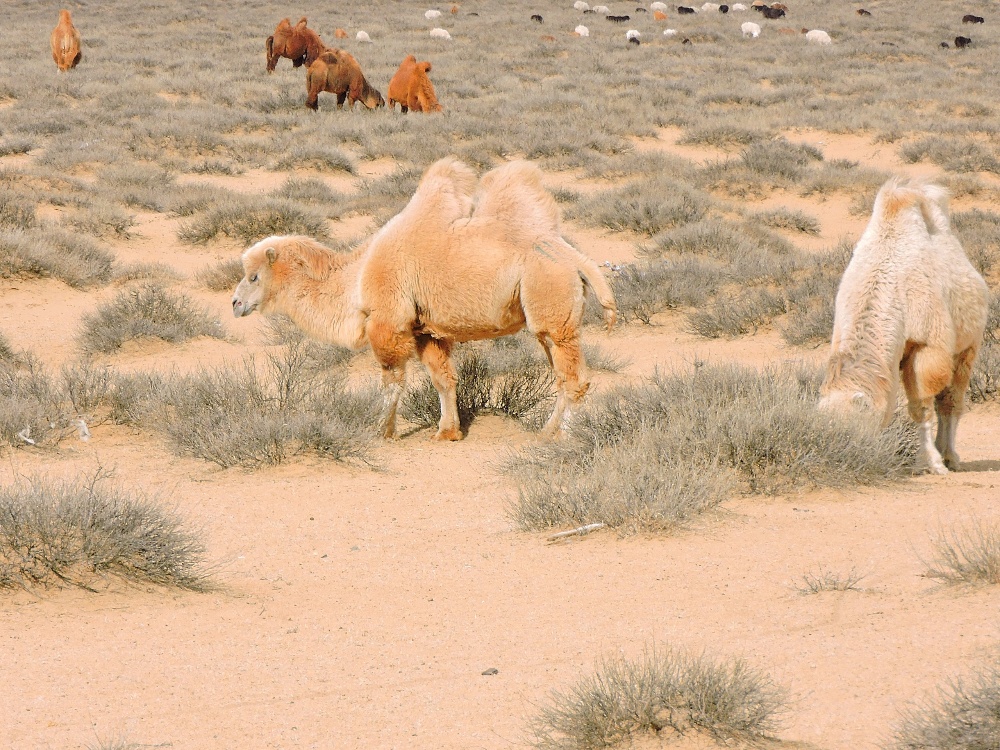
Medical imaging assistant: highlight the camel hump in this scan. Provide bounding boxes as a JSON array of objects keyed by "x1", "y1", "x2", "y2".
[
  {"x1": 59, "y1": 9, "x2": 72, "y2": 21},
  {"x1": 318, "y1": 49, "x2": 339, "y2": 65},
  {"x1": 873, "y1": 177, "x2": 951, "y2": 236},
  {"x1": 408, "y1": 157, "x2": 478, "y2": 223},
  {"x1": 296, "y1": 16, "x2": 308, "y2": 27},
  {"x1": 474, "y1": 161, "x2": 560, "y2": 239}
]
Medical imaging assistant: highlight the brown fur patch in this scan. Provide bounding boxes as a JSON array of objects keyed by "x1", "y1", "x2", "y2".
[{"x1": 407, "y1": 61, "x2": 442, "y2": 113}]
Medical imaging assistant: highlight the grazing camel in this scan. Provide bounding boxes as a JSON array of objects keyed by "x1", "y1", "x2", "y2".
[
  {"x1": 266, "y1": 17, "x2": 326, "y2": 73},
  {"x1": 305, "y1": 49, "x2": 384, "y2": 111},
  {"x1": 819, "y1": 177, "x2": 988, "y2": 474},
  {"x1": 232, "y1": 158, "x2": 617, "y2": 440},
  {"x1": 51, "y1": 9, "x2": 82, "y2": 72}
]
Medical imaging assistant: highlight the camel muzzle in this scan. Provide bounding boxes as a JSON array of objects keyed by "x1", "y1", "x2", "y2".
[{"x1": 232, "y1": 298, "x2": 256, "y2": 318}]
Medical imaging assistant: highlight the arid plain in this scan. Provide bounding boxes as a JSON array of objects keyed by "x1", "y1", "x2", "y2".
[{"x1": 3, "y1": 1, "x2": 1000, "y2": 749}]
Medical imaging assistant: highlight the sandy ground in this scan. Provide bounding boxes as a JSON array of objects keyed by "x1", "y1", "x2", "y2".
[{"x1": 2, "y1": 129, "x2": 1000, "y2": 750}]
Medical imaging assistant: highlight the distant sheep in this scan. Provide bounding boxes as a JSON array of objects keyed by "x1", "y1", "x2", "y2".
[
  {"x1": 664, "y1": 28, "x2": 678, "y2": 35},
  {"x1": 651, "y1": 1, "x2": 668, "y2": 10},
  {"x1": 761, "y1": 7, "x2": 785, "y2": 18},
  {"x1": 531, "y1": 14, "x2": 544, "y2": 22},
  {"x1": 702, "y1": 2, "x2": 719, "y2": 10},
  {"x1": 741, "y1": 20, "x2": 761, "y2": 37},
  {"x1": 955, "y1": 35, "x2": 972, "y2": 47},
  {"x1": 857, "y1": 8, "x2": 872, "y2": 16},
  {"x1": 804, "y1": 28, "x2": 831, "y2": 44},
  {"x1": 732, "y1": 2, "x2": 747, "y2": 9},
  {"x1": 608, "y1": 14, "x2": 631, "y2": 21},
  {"x1": 940, "y1": 41, "x2": 950, "y2": 48},
  {"x1": 682, "y1": 37, "x2": 692, "y2": 44},
  {"x1": 425, "y1": 9, "x2": 442, "y2": 19},
  {"x1": 629, "y1": 37, "x2": 641, "y2": 45},
  {"x1": 575, "y1": 24, "x2": 590, "y2": 35},
  {"x1": 574, "y1": 1, "x2": 590, "y2": 9},
  {"x1": 626, "y1": 29, "x2": 640, "y2": 39},
  {"x1": 334, "y1": 28, "x2": 348, "y2": 39},
  {"x1": 593, "y1": 5, "x2": 610, "y2": 12},
  {"x1": 430, "y1": 27, "x2": 452, "y2": 39},
  {"x1": 635, "y1": 7, "x2": 648, "y2": 11},
  {"x1": 720, "y1": 5, "x2": 730, "y2": 12},
  {"x1": 962, "y1": 14, "x2": 985, "y2": 24},
  {"x1": 356, "y1": 30, "x2": 372, "y2": 42},
  {"x1": 678, "y1": 6, "x2": 696, "y2": 14}
]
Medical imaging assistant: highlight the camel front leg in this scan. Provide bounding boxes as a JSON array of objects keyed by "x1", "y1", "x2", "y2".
[
  {"x1": 416, "y1": 335, "x2": 461, "y2": 441},
  {"x1": 369, "y1": 322, "x2": 416, "y2": 440},
  {"x1": 902, "y1": 344, "x2": 954, "y2": 475}
]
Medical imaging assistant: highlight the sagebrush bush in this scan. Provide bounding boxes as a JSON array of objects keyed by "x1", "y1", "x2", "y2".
[
  {"x1": 0, "y1": 227, "x2": 114, "y2": 288},
  {"x1": 77, "y1": 284, "x2": 227, "y2": 355},
  {"x1": 178, "y1": 196, "x2": 329, "y2": 245},
  {"x1": 529, "y1": 645, "x2": 786, "y2": 749},
  {"x1": 509, "y1": 363, "x2": 917, "y2": 534},
  {"x1": 925, "y1": 519, "x2": 1000, "y2": 585},
  {"x1": 196, "y1": 257, "x2": 244, "y2": 291},
  {"x1": 891, "y1": 659, "x2": 1000, "y2": 750},
  {"x1": 0, "y1": 472, "x2": 209, "y2": 591}
]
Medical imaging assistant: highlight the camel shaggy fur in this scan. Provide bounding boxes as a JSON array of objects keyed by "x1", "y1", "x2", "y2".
[
  {"x1": 387, "y1": 55, "x2": 417, "y2": 112},
  {"x1": 266, "y1": 17, "x2": 326, "y2": 73},
  {"x1": 389, "y1": 56, "x2": 443, "y2": 113},
  {"x1": 305, "y1": 49, "x2": 384, "y2": 111},
  {"x1": 51, "y1": 9, "x2": 82, "y2": 72},
  {"x1": 819, "y1": 177, "x2": 988, "y2": 474},
  {"x1": 232, "y1": 158, "x2": 617, "y2": 441}
]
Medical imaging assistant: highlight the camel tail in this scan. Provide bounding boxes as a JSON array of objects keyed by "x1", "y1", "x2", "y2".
[
  {"x1": 473, "y1": 160, "x2": 560, "y2": 241},
  {"x1": 575, "y1": 249, "x2": 618, "y2": 330},
  {"x1": 871, "y1": 177, "x2": 952, "y2": 238}
]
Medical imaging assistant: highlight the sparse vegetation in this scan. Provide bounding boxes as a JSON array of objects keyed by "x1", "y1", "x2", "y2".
[
  {"x1": 798, "y1": 566, "x2": 867, "y2": 594},
  {"x1": 891, "y1": 659, "x2": 1000, "y2": 750},
  {"x1": 509, "y1": 363, "x2": 917, "y2": 534},
  {"x1": 925, "y1": 519, "x2": 1000, "y2": 585},
  {"x1": 178, "y1": 196, "x2": 329, "y2": 245},
  {"x1": 77, "y1": 284, "x2": 227, "y2": 355},
  {"x1": 0, "y1": 228, "x2": 114, "y2": 288},
  {"x1": 0, "y1": 471, "x2": 209, "y2": 591},
  {"x1": 529, "y1": 645, "x2": 786, "y2": 749},
  {"x1": 196, "y1": 257, "x2": 244, "y2": 291}
]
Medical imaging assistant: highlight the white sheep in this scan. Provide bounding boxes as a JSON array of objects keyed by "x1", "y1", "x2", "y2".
[
  {"x1": 664, "y1": 28, "x2": 678, "y2": 36},
  {"x1": 575, "y1": 24, "x2": 590, "y2": 36},
  {"x1": 741, "y1": 21, "x2": 760, "y2": 37},
  {"x1": 731, "y1": 3, "x2": 747, "y2": 9},
  {"x1": 593, "y1": 5, "x2": 610, "y2": 12},
  {"x1": 701, "y1": 2, "x2": 720, "y2": 10},
  {"x1": 651, "y1": 1, "x2": 668, "y2": 9},
  {"x1": 425, "y1": 9, "x2": 442, "y2": 19},
  {"x1": 626, "y1": 29, "x2": 640, "y2": 40},
  {"x1": 805, "y1": 29, "x2": 832, "y2": 45},
  {"x1": 573, "y1": 1, "x2": 590, "y2": 10},
  {"x1": 430, "y1": 27, "x2": 452, "y2": 39},
  {"x1": 356, "y1": 30, "x2": 372, "y2": 42}
]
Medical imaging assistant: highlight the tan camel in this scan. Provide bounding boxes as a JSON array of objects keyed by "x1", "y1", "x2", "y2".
[
  {"x1": 819, "y1": 177, "x2": 989, "y2": 474},
  {"x1": 51, "y1": 9, "x2": 82, "y2": 72},
  {"x1": 232, "y1": 158, "x2": 617, "y2": 440}
]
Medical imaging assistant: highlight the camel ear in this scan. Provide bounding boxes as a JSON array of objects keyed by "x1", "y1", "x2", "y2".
[
  {"x1": 422, "y1": 61, "x2": 432, "y2": 72},
  {"x1": 266, "y1": 247, "x2": 277, "y2": 265}
]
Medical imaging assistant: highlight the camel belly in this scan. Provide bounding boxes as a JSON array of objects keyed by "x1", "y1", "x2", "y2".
[{"x1": 411, "y1": 276, "x2": 526, "y2": 342}]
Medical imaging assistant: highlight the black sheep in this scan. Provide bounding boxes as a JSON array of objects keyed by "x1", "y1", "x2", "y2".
[
  {"x1": 678, "y1": 6, "x2": 696, "y2": 14},
  {"x1": 962, "y1": 14, "x2": 985, "y2": 24},
  {"x1": 761, "y1": 7, "x2": 785, "y2": 19},
  {"x1": 531, "y1": 14, "x2": 543, "y2": 23},
  {"x1": 719, "y1": 4, "x2": 729, "y2": 12},
  {"x1": 955, "y1": 35, "x2": 972, "y2": 47}
]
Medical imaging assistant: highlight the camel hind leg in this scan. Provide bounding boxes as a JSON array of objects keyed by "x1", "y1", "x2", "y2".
[
  {"x1": 935, "y1": 345, "x2": 978, "y2": 470},
  {"x1": 901, "y1": 343, "x2": 955, "y2": 474},
  {"x1": 416, "y1": 335, "x2": 461, "y2": 441},
  {"x1": 537, "y1": 332, "x2": 590, "y2": 437}
]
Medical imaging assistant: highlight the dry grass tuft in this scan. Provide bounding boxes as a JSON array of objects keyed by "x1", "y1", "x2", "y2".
[
  {"x1": 797, "y1": 567, "x2": 867, "y2": 594},
  {"x1": 196, "y1": 257, "x2": 244, "y2": 291},
  {"x1": 0, "y1": 471, "x2": 210, "y2": 591},
  {"x1": 925, "y1": 519, "x2": 1000, "y2": 585},
  {"x1": 529, "y1": 644, "x2": 786, "y2": 749},
  {"x1": 0, "y1": 228, "x2": 115, "y2": 288},
  {"x1": 77, "y1": 284, "x2": 227, "y2": 355}
]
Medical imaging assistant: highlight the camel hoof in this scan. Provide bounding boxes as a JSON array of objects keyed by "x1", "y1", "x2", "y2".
[{"x1": 432, "y1": 428, "x2": 462, "y2": 441}]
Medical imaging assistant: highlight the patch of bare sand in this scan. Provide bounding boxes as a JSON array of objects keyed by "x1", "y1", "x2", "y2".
[
  {"x1": 632, "y1": 126, "x2": 733, "y2": 164},
  {"x1": 752, "y1": 191, "x2": 864, "y2": 253}
]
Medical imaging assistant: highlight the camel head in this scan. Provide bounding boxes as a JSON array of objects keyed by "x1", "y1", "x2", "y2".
[
  {"x1": 362, "y1": 85, "x2": 386, "y2": 110},
  {"x1": 232, "y1": 236, "x2": 282, "y2": 318},
  {"x1": 817, "y1": 388, "x2": 875, "y2": 415}
]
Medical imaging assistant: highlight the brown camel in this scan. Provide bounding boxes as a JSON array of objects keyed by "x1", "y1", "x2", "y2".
[
  {"x1": 305, "y1": 49, "x2": 384, "y2": 111},
  {"x1": 387, "y1": 55, "x2": 417, "y2": 112},
  {"x1": 232, "y1": 158, "x2": 617, "y2": 440},
  {"x1": 266, "y1": 17, "x2": 326, "y2": 73},
  {"x1": 388, "y1": 56, "x2": 442, "y2": 113},
  {"x1": 51, "y1": 9, "x2": 82, "y2": 72}
]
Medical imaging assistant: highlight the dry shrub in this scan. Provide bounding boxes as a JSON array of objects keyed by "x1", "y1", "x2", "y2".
[
  {"x1": 177, "y1": 196, "x2": 329, "y2": 245},
  {"x1": 0, "y1": 471, "x2": 209, "y2": 591},
  {"x1": 0, "y1": 353, "x2": 68, "y2": 448},
  {"x1": 925, "y1": 519, "x2": 1000, "y2": 585},
  {"x1": 77, "y1": 284, "x2": 227, "y2": 355},
  {"x1": 196, "y1": 257, "x2": 244, "y2": 291},
  {"x1": 509, "y1": 362, "x2": 917, "y2": 534},
  {"x1": 0, "y1": 227, "x2": 114, "y2": 288},
  {"x1": 891, "y1": 659, "x2": 1000, "y2": 750},
  {"x1": 529, "y1": 645, "x2": 786, "y2": 749}
]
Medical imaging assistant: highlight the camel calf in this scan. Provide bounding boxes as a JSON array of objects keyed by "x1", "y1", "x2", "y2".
[
  {"x1": 232, "y1": 158, "x2": 617, "y2": 440},
  {"x1": 51, "y1": 9, "x2": 81, "y2": 72},
  {"x1": 820, "y1": 177, "x2": 988, "y2": 474}
]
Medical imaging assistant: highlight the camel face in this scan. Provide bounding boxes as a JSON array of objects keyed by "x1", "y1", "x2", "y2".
[
  {"x1": 232, "y1": 246, "x2": 271, "y2": 317},
  {"x1": 817, "y1": 389, "x2": 875, "y2": 416}
]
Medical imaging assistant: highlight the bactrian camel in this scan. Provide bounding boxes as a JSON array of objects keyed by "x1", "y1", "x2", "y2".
[
  {"x1": 819, "y1": 177, "x2": 988, "y2": 474},
  {"x1": 232, "y1": 157, "x2": 617, "y2": 440}
]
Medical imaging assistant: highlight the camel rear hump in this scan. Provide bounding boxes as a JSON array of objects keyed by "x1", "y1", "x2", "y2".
[
  {"x1": 871, "y1": 177, "x2": 952, "y2": 238},
  {"x1": 473, "y1": 161, "x2": 560, "y2": 243}
]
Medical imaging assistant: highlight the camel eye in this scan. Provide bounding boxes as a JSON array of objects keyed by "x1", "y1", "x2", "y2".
[{"x1": 249, "y1": 273, "x2": 258, "y2": 283}]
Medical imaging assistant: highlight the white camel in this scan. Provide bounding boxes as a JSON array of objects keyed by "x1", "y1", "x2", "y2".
[
  {"x1": 232, "y1": 157, "x2": 617, "y2": 441},
  {"x1": 819, "y1": 177, "x2": 989, "y2": 474}
]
